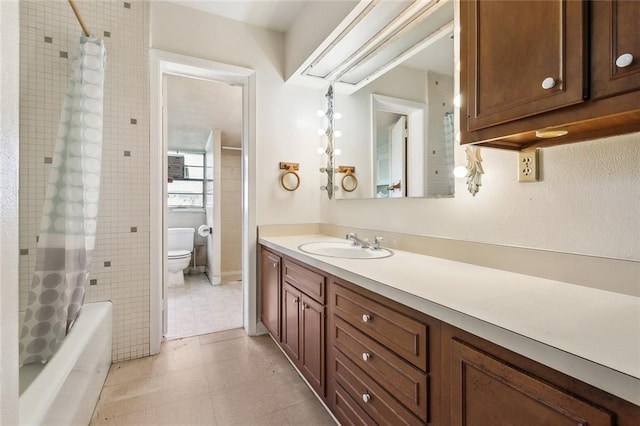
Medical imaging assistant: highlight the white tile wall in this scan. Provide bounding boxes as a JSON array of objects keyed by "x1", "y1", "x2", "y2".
[
  {"x1": 426, "y1": 71, "x2": 455, "y2": 197},
  {"x1": 19, "y1": 0, "x2": 150, "y2": 362}
]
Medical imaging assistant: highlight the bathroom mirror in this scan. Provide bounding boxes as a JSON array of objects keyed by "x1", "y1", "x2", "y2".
[{"x1": 333, "y1": 0, "x2": 455, "y2": 199}]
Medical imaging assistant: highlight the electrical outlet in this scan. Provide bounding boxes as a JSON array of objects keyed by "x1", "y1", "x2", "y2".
[{"x1": 518, "y1": 149, "x2": 539, "y2": 182}]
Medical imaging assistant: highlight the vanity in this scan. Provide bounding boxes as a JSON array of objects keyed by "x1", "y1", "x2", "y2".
[{"x1": 259, "y1": 233, "x2": 639, "y2": 425}]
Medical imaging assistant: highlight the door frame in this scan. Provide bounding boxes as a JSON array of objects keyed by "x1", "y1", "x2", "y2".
[
  {"x1": 371, "y1": 94, "x2": 427, "y2": 198},
  {"x1": 149, "y1": 49, "x2": 257, "y2": 354}
]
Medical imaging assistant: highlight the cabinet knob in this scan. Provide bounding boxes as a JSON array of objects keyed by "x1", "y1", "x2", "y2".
[
  {"x1": 272, "y1": 262, "x2": 277, "y2": 268},
  {"x1": 302, "y1": 303, "x2": 308, "y2": 310},
  {"x1": 541, "y1": 77, "x2": 556, "y2": 90},
  {"x1": 293, "y1": 297, "x2": 299, "y2": 303},
  {"x1": 362, "y1": 352, "x2": 371, "y2": 362},
  {"x1": 362, "y1": 314, "x2": 371, "y2": 323},
  {"x1": 616, "y1": 53, "x2": 634, "y2": 68},
  {"x1": 362, "y1": 393, "x2": 371, "y2": 403}
]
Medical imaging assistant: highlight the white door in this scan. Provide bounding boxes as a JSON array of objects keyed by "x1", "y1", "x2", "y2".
[{"x1": 388, "y1": 115, "x2": 406, "y2": 197}]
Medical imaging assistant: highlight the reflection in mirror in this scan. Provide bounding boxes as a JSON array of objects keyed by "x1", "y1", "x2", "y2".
[{"x1": 334, "y1": 1, "x2": 455, "y2": 200}]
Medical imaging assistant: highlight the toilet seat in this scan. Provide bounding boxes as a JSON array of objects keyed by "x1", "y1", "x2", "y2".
[{"x1": 168, "y1": 249, "x2": 191, "y2": 259}]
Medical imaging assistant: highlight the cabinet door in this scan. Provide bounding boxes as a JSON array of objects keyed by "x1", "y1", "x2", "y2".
[
  {"x1": 300, "y1": 294, "x2": 325, "y2": 396},
  {"x1": 591, "y1": 0, "x2": 640, "y2": 99},
  {"x1": 281, "y1": 283, "x2": 301, "y2": 361},
  {"x1": 449, "y1": 339, "x2": 613, "y2": 426},
  {"x1": 463, "y1": 0, "x2": 587, "y2": 132},
  {"x1": 260, "y1": 249, "x2": 281, "y2": 340}
]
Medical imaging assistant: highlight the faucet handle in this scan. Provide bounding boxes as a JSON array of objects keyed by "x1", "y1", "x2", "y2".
[{"x1": 372, "y1": 236, "x2": 384, "y2": 249}]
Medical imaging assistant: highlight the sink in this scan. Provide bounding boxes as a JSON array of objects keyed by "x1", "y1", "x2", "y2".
[{"x1": 298, "y1": 242, "x2": 393, "y2": 259}]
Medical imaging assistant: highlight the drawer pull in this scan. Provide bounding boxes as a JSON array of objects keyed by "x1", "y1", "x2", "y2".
[
  {"x1": 362, "y1": 352, "x2": 371, "y2": 362},
  {"x1": 541, "y1": 77, "x2": 556, "y2": 90},
  {"x1": 362, "y1": 393, "x2": 371, "y2": 403},
  {"x1": 616, "y1": 53, "x2": 634, "y2": 68},
  {"x1": 362, "y1": 314, "x2": 371, "y2": 323}
]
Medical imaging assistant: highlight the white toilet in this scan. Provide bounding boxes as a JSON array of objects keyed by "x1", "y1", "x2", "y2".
[{"x1": 167, "y1": 227, "x2": 195, "y2": 287}]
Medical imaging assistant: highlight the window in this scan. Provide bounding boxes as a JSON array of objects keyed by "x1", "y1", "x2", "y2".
[{"x1": 167, "y1": 151, "x2": 205, "y2": 208}]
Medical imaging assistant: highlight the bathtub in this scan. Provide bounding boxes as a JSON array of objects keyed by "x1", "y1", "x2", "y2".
[{"x1": 19, "y1": 301, "x2": 112, "y2": 426}]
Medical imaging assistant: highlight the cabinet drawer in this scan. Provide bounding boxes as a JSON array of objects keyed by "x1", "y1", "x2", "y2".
[
  {"x1": 284, "y1": 259, "x2": 326, "y2": 303},
  {"x1": 332, "y1": 282, "x2": 427, "y2": 370},
  {"x1": 333, "y1": 381, "x2": 376, "y2": 426},
  {"x1": 333, "y1": 349, "x2": 423, "y2": 426},
  {"x1": 334, "y1": 317, "x2": 428, "y2": 422}
]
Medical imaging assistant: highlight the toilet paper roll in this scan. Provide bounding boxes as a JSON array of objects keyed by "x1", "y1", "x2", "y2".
[{"x1": 197, "y1": 224, "x2": 211, "y2": 237}]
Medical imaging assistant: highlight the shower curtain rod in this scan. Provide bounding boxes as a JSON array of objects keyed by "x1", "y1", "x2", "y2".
[{"x1": 68, "y1": 0, "x2": 91, "y2": 37}]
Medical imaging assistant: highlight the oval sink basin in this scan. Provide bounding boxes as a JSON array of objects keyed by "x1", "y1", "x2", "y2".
[{"x1": 298, "y1": 242, "x2": 393, "y2": 259}]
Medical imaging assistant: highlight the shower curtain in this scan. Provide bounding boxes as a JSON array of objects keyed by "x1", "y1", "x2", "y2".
[
  {"x1": 20, "y1": 36, "x2": 106, "y2": 366},
  {"x1": 443, "y1": 112, "x2": 455, "y2": 195}
]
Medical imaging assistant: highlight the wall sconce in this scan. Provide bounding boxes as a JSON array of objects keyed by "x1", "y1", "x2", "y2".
[
  {"x1": 279, "y1": 162, "x2": 300, "y2": 192},
  {"x1": 337, "y1": 165, "x2": 358, "y2": 192}
]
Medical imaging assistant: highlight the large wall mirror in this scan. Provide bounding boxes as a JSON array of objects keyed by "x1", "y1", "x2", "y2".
[{"x1": 333, "y1": 0, "x2": 455, "y2": 200}]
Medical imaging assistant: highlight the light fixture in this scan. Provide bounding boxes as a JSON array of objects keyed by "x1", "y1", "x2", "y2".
[
  {"x1": 316, "y1": 110, "x2": 325, "y2": 117},
  {"x1": 453, "y1": 93, "x2": 462, "y2": 108},
  {"x1": 453, "y1": 165, "x2": 468, "y2": 178},
  {"x1": 334, "y1": 130, "x2": 342, "y2": 138},
  {"x1": 535, "y1": 128, "x2": 568, "y2": 138},
  {"x1": 301, "y1": 0, "x2": 453, "y2": 93}
]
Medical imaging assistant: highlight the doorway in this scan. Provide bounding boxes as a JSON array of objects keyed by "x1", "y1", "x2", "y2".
[
  {"x1": 163, "y1": 75, "x2": 243, "y2": 340},
  {"x1": 149, "y1": 50, "x2": 258, "y2": 354}
]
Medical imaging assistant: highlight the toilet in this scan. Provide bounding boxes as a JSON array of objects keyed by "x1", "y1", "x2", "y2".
[{"x1": 167, "y1": 227, "x2": 195, "y2": 287}]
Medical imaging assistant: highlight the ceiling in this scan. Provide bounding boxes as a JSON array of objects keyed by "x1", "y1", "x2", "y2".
[
  {"x1": 166, "y1": 74, "x2": 242, "y2": 151},
  {"x1": 164, "y1": 0, "x2": 309, "y2": 32},
  {"x1": 162, "y1": 1, "x2": 453, "y2": 152}
]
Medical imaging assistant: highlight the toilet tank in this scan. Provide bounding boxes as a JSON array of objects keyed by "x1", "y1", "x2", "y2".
[{"x1": 167, "y1": 228, "x2": 195, "y2": 252}]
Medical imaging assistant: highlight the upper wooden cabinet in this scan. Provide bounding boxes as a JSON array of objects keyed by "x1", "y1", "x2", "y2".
[
  {"x1": 591, "y1": 0, "x2": 640, "y2": 99},
  {"x1": 460, "y1": 0, "x2": 640, "y2": 150},
  {"x1": 466, "y1": 0, "x2": 587, "y2": 132}
]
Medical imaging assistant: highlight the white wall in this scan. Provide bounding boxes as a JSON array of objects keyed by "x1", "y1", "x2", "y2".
[
  {"x1": 151, "y1": 2, "x2": 323, "y2": 226},
  {"x1": 0, "y1": 1, "x2": 19, "y2": 423},
  {"x1": 323, "y1": 132, "x2": 640, "y2": 261}
]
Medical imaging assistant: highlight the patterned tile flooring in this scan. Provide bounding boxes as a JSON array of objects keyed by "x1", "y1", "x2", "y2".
[
  {"x1": 165, "y1": 273, "x2": 243, "y2": 341},
  {"x1": 91, "y1": 329, "x2": 336, "y2": 425}
]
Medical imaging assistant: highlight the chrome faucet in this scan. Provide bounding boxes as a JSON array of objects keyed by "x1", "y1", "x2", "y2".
[
  {"x1": 370, "y1": 236, "x2": 384, "y2": 250},
  {"x1": 345, "y1": 233, "x2": 369, "y2": 248}
]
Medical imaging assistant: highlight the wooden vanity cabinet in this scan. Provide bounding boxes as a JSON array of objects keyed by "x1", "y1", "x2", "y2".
[
  {"x1": 441, "y1": 324, "x2": 640, "y2": 426},
  {"x1": 328, "y1": 277, "x2": 441, "y2": 425},
  {"x1": 280, "y1": 259, "x2": 327, "y2": 398},
  {"x1": 258, "y1": 245, "x2": 639, "y2": 424},
  {"x1": 260, "y1": 248, "x2": 281, "y2": 340},
  {"x1": 460, "y1": 0, "x2": 640, "y2": 150}
]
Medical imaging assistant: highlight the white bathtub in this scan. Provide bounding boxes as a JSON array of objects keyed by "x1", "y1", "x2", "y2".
[{"x1": 19, "y1": 301, "x2": 112, "y2": 426}]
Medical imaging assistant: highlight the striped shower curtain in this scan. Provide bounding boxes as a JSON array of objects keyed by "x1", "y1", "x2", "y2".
[{"x1": 20, "y1": 37, "x2": 106, "y2": 366}]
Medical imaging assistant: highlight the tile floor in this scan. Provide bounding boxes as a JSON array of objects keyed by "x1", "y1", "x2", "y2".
[
  {"x1": 91, "y1": 328, "x2": 336, "y2": 425},
  {"x1": 166, "y1": 274, "x2": 243, "y2": 340}
]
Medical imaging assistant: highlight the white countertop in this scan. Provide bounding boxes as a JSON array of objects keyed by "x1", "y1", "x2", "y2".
[{"x1": 259, "y1": 234, "x2": 640, "y2": 405}]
